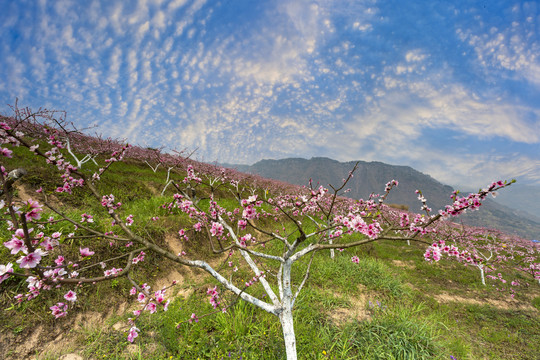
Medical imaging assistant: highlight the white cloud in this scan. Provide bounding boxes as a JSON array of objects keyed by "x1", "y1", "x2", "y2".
[
  {"x1": 457, "y1": 23, "x2": 540, "y2": 87},
  {"x1": 137, "y1": 21, "x2": 150, "y2": 41},
  {"x1": 3, "y1": 55, "x2": 27, "y2": 97},
  {"x1": 84, "y1": 67, "x2": 101, "y2": 87},
  {"x1": 167, "y1": 0, "x2": 188, "y2": 13},
  {"x1": 405, "y1": 50, "x2": 427, "y2": 63},
  {"x1": 108, "y1": 3, "x2": 125, "y2": 35},
  {"x1": 107, "y1": 47, "x2": 122, "y2": 87},
  {"x1": 411, "y1": 149, "x2": 540, "y2": 188}
]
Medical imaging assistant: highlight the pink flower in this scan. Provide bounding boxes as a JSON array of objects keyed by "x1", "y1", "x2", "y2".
[
  {"x1": 351, "y1": 256, "x2": 360, "y2": 264},
  {"x1": 145, "y1": 302, "x2": 157, "y2": 314},
  {"x1": 4, "y1": 236, "x2": 27, "y2": 255},
  {"x1": 242, "y1": 205, "x2": 257, "y2": 219},
  {"x1": 80, "y1": 247, "x2": 95, "y2": 257},
  {"x1": 238, "y1": 219, "x2": 247, "y2": 230},
  {"x1": 50, "y1": 302, "x2": 68, "y2": 319},
  {"x1": 0, "y1": 263, "x2": 13, "y2": 284},
  {"x1": 1, "y1": 147, "x2": 13, "y2": 158},
  {"x1": 130, "y1": 287, "x2": 137, "y2": 295},
  {"x1": 210, "y1": 222, "x2": 224, "y2": 237},
  {"x1": 16, "y1": 250, "x2": 46, "y2": 268},
  {"x1": 127, "y1": 326, "x2": 139, "y2": 343},
  {"x1": 155, "y1": 290, "x2": 165, "y2": 303},
  {"x1": 80, "y1": 213, "x2": 94, "y2": 223},
  {"x1": 64, "y1": 290, "x2": 77, "y2": 302},
  {"x1": 0, "y1": 263, "x2": 14, "y2": 276},
  {"x1": 24, "y1": 199, "x2": 43, "y2": 221}
]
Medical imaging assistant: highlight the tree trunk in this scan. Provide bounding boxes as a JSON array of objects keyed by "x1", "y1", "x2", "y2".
[
  {"x1": 279, "y1": 301, "x2": 297, "y2": 360},
  {"x1": 279, "y1": 259, "x2": 297, "y2": 359},
  {"x1": 478, "y1": 264, "x2": 486, "y2": 286}
]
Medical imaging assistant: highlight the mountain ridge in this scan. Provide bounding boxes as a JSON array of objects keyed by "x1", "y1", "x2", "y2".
[{"x1": 222, "y1": 157, "x2": 539, "y2": 240}]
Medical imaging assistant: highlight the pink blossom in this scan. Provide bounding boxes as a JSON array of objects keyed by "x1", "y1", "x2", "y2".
[
  {"x1": 104, "y1": 267, "x2": 122, "y2": 277},
  {"x1": 50, "y1": 302, "x2": 68, "y2": 319},
  {"x1": 189, "y1": 313, "x2": 199, "y2": 323},
  {"x1": 238, "y1": 219, "x2": 247, "y2": 230},
  {"x1": 210, "y1": 222, "x2": 224, "y2": 237},
  {"x1": 155, "y1": 290, "x2": 165, "y2": 303},
  {"x1": 17, "y1": 250, "x2": 46, "y2": 268},
  {"x1": 0, "y1": 263, "x2": 14, "y2": 276},
  {"x1": 127, "y1": 326, "x2": 139, "y2": 343},
  {"x1": 24, "y1": 199, "x2": 43, "y2": 221},
  {"x1": 242, "y1": 205, "x2": 257, "y2": 219},
  {"x1": 0, "y1": 263, "x2": 13, "y2": 284},
  {"x1": 80, "y1": 213, "x2": 94, "y2": 223},
  {"x1": 4, "y1": 235, "x2": 27, "y2": 255},
  {"x1": 351, "y1": 256, "x2": 360, "y2": 264},
  {"x1": 80, "y1": 247, "x2": 95, "y2": 257},
  {"x1": 145, "y1": 302, "x2": 157, "y2": 314},
  {"x1": 64, "y1": 290, "x2": 77, "y2": 302},
  {"x1": 1, "y1": 147, "x2": 13, "y2": 158}
]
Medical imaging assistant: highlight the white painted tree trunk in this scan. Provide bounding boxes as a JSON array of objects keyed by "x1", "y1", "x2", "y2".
[
  {"x1": 279, "y1": 302, "x2": 297, "y2": 360},
  {"x1": 279, "y1": 259, "x2": 298, "y2": 360},
  {"x1": 478, "y1": 264, "x2": 486, "y2": 286}
]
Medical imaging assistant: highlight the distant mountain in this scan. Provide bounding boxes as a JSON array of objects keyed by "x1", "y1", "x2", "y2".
[
  {"x1": 223, "y1": 157, "x2": 540, "y2": 240},
  {"x1": 489, "y1": 184, "x2": 540, "y2": 223}
]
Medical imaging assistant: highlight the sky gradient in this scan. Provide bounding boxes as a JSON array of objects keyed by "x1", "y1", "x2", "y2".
[{"x1": 1, "y1": 0, "x2": 539, "y2": 188}]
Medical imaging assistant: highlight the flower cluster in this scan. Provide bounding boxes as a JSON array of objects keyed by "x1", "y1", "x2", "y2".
[
  {"x1": 132, "y1": 251, "x2": 146, "y2": 264},
  {"x1": 80, "y1": 213, "x2": 94, "y2": 223},
  {"x1": 101, "y1": 194, "x2": 122, "y2": 214},
  {"x1": 210, "y1": 222, "x2": 224, "y2": 237},
  {"x1": 207, "y1": 286, "x2": 220, "y2": 309},
  {"x1": 50, "y1": 302, "x2": 68, "y2": 319},
  {"x1": 335, "y1": 214, "x2": 383, "y2": 239},
  {"x1": 183, "y1": 164, "x2": 202, "y2": 184}
]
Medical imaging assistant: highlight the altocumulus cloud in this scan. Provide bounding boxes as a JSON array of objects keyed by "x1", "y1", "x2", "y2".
[{"x1": 0, "y1": 0, "x2": 538, "y2": 187}]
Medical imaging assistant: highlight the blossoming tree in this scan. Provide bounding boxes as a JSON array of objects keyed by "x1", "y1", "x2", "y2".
[{"x1": 0, "y1": 105, "x2": 518, "y2": 360}]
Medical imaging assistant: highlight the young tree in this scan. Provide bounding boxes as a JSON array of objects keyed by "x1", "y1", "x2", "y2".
[{"x1": 0, "y1": 105, "x2": 518, "y2": 359}]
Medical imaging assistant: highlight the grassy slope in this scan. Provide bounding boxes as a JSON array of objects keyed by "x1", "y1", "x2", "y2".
[{"x1": 0, "y1": 145, "x2": 539, "y2": 360}]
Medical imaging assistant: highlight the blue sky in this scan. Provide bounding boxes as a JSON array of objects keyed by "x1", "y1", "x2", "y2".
[{"x1": 1, "y1": 0, "x2": 539, "y2": 188}]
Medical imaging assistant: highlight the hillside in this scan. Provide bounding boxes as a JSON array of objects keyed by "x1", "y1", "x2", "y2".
[
  {"x1": 1, "y1": 114, "x2": 539, "y2": 360},
  {"x1": 225, "y1": 157, "x2": 540, "y2": 240}
]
